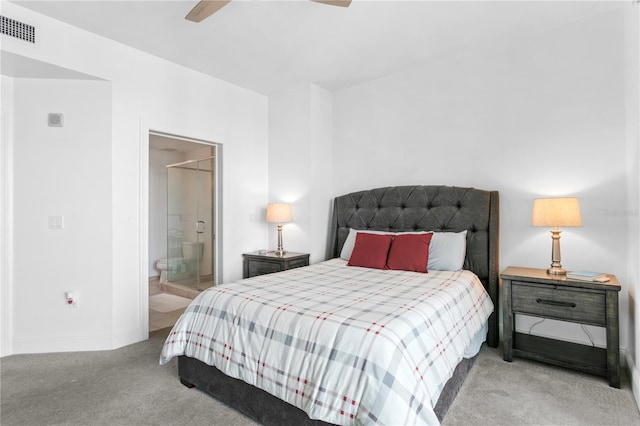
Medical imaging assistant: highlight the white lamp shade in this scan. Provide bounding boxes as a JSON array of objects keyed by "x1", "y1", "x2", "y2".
[
  {"x1": 266, "y1": 203, "x2": 292, "y2": 223},
  {"x1": 532, "y1": 197, "x2": 582, "y2": 227}
]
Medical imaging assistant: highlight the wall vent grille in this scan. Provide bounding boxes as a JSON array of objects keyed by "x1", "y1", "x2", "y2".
[{"x1": 0, "y1": 15, "x2": 35, "y2": 44}]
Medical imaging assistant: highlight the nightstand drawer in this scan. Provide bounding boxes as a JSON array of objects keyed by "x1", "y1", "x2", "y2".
[
  {"x1": 512, "y1": 282, "x2": 606, "y2": 325},
  {"x1": 243, "y1": 252, "x2": 310, "y2": 279},
  {"x1": 287, "y1": 258, "x2": 308, "y2": 270},
  {"x1": 247, "y1": 261, "x2": 282, "y2": 277}
]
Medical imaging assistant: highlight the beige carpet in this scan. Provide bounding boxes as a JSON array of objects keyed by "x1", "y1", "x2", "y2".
[
  {"x1": 149, "y1": 293, "x2": 193, "y2": 313},
  {"x1": 443, "y1": 344, "x2": 640, "y2": 425},
  {"x1": 1, "y1": 328, "x2": 258, "y2": 426},
  {"x1": 2, "y1": 329, "x2": 639, "y2": 426}
]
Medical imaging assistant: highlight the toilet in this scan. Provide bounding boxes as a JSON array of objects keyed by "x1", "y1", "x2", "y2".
[{"x1": 157, "y1": 241, "x2": 204, "y2": 284}]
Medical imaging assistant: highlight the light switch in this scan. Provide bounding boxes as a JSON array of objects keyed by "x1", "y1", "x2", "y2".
[{"x1": 48, "y1": 215, "x2": 64, "y2": 229}]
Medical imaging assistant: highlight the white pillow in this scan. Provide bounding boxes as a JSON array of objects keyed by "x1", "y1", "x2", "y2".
[
  {"x1": 339, "y1": 228, "x2": 467, "y2": 271},
  {"x1": 428, "y1": 230, "x2": 467, "y2": 271}
]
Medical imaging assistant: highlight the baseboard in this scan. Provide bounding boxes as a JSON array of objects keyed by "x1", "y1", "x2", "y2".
[
  {"x1": 626, "y1": 350, "x2": 640, "y2": 413},
  {"x1": 10, "y1": 326, "x2": 146, "y2": 355},
  {"x1": 110, "y1": 326, "x2": 146, "y2": 350},
  {"x1": 12, "y1": 333, "x2": 113, "y2": 355}
]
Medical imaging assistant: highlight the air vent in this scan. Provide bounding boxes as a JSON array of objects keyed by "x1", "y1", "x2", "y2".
[{"x1": 0, "y1": 15, "x2": 35, "y2": 44}]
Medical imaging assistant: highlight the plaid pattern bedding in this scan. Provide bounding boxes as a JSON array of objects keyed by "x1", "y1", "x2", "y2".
[{"x1": 160, "y1": 258, "x2": 493, "y2": 426}]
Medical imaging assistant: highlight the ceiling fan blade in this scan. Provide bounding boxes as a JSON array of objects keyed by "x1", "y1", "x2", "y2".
[
  {"x1": 185, "y1": 0, "x2": 231, "y2": 23},
  {"x1": 310, "y1": 0, "x2": 352, "y2": 7}
]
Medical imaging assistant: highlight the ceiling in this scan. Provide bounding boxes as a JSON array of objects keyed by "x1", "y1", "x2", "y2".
[
  {"x1": 150, "y1": 133, "x2": 213, "y2": 154},
  {"x1": 1, "y1": 50, "x2": 104, "y2": 80},
  {"x1": 10, "y1": 0, "x2": 623, "y2": 95}
]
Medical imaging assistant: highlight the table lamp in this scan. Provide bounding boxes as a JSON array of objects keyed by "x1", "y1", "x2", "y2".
[
  {"x1": 532, "y1": 197, "x2": 582, "y2": 275},
  {"x1": 266, "y1": 203, "x2": 292, "y2": 257}
]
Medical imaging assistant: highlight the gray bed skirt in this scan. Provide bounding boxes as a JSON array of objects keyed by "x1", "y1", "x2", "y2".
[{"x1": 178, "y1": 352, "x2": 478, "y2": 425}]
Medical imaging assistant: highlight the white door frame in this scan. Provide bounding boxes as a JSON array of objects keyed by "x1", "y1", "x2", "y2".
[{"x1": 139, "y1": 123, "x2": 222, "y2": 337}]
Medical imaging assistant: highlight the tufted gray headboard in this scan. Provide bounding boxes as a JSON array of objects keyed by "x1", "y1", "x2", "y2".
[{"x1": 327, "y1": 185, "x2": 499, "y2": 348}]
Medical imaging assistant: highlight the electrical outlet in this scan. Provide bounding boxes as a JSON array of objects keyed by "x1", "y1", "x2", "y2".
[{"x1": 65, "y1": 291, "x2": 79, "y2": 309}]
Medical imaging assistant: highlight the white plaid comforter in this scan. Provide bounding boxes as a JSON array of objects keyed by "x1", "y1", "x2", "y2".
[{"x1": 160, "y1": 258, "x2": 493, "y2": 425}]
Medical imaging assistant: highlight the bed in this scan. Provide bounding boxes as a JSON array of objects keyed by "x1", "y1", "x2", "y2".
[{"x1": 160, "y1": 185, "x2": 499, "y2": 425}]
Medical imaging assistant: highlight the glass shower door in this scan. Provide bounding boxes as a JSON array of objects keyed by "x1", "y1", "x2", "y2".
[
  {"x1": 166, "y1": 156, "x2": 214, "y2": 290},
  {"x1": 193, "y1": 157, "x2": 214, "y2": 290}
]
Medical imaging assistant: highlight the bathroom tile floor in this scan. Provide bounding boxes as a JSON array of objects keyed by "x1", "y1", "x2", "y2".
[{"x1": 149, "y1": 278, "x2": 193, "y2": 332}]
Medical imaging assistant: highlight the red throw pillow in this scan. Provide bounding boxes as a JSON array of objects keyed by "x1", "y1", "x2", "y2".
[
  {"x1": 347, "y1": 233, "x2": 393, "y2": 269},
  {"x1": 386, "y1": 233, "x2": 433, "y2": 273}
]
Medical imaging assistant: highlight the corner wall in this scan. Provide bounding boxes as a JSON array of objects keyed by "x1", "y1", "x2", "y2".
[
  {"x1": 1, "y1": 1, "x2": 269, "y2": 354},
  {"x1": 624, "y1": 1, "x2": 640, "y2": 411},
  {"x1": 268, "y1": 84, "x2": 333, "y2": 263},
  {"x1": 1, "y1": 75, "x2": 15, "y2": 357}
]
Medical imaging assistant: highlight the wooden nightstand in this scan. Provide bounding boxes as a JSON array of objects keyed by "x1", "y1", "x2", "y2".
[
  {"x1": 243, "y1": 251, "x2": 310, "y2": 278},
  {"x1": 501, "y1": 266, "x2": 621, "y2": 388}
]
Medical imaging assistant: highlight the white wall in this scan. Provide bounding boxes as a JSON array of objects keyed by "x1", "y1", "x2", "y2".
[
  {"x1": 11, "y1": 78, "x2": 113, "y2": 353},
  {"x1": 268, "y1": 84, "x2": 333, "y2": 263},
  {"x1": 309, "y1": 85, "x2": 335, "y2": 260},
  {"x1": 1, "y1": 1, "x2": 268, "y2": 353},
  {"x1": 1, "y1": 75, "x2": 15, "y2": 357},
  {"x1": 333, "y1": 8, "x2": 630, "y2": 350},
  {"x1": 624, "y1": 2, "x2": 640, "y2": 410}
]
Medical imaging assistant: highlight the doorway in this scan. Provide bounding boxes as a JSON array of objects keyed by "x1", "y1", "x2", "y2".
[{"x1": 148, "y1": 132, "x2": 219, "y2": 331}]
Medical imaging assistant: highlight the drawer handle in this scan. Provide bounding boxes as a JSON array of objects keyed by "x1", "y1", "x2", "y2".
[{"x1": 536, "y1": 298, "x2": 576, "y2": 308}]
